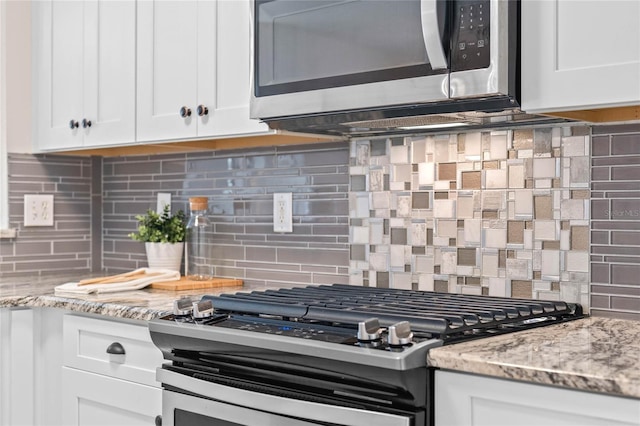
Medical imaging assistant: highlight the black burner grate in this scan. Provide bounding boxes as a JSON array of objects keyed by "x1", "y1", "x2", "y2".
[{"x1": 204, "y1": 284, "x2": 583, "y2": 339}]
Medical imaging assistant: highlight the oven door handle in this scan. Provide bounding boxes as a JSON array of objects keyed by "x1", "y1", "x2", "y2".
[
  {"x1": 421, "y1": 0, "x2": 448, "y2": 70},
  {"x1": 158, "y1": 369, "x2": 412, "y2": 426}
]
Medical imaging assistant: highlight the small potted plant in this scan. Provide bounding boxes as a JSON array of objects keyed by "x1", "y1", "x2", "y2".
[{"x1": 129, "y1": 205, "x2": 186, "y2": 272}]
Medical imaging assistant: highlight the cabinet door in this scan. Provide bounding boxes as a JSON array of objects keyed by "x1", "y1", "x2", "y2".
[
  {"x1": 0, "y1": 309, "x2": 35, "y2": 426},
  {"x1": 435, "y1": 370, "x2": 640, "y2": 426},
  {"x1": 32, "y1": 0, "x2": 136, "y2": 151},
  {"x1": 62, "y1": 367, "x2": 161, "y2": 426},
  {"x1": 0, "y1": 308, "x2": 64, "y2": 426},
  {"x1": 32, "y1": 1, "x2": 84, "y2": 150},
  {"x1": 522, "y1": 0, "x2": 640, "y2": 113},
  {"x1": 137, "y1": 0, "x2": 199, "y2": 142},
  {"x1": 201, "y1": 0, "x2": 269, "y2": 137},
  {"x1": 82, "y1": 0, "x2": 136, "y2": 147}
]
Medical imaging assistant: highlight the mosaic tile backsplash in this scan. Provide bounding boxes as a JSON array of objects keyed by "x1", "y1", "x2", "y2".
[{"x1": 348, "y1": 126, "x2": 591, "y2": 309}]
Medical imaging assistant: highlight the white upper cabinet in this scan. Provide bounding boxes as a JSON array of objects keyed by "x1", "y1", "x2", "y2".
[
  {"x1": 521, "y1": 0, "x2": 640, "y2": 115},
  {"x1": 136, "y1": 0, "x2": 269, "y2": 143},
  {"x1": 32, "y1": 0, "x2": 136, "y2": 151},
  {"x1": 32, "y1": 0, "x2": 272, "y2": 153}
]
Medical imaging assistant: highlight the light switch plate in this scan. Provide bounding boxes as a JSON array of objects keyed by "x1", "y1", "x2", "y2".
[
  {"x1": 273, "y1": 192, "x2": 293, "y2": 233},
  {"x1": 24, "y1": 194, "x2": 54, "y2": 227}
]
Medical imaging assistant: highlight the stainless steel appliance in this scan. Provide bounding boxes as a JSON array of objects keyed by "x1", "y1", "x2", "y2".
[
  {"x1": 149, "y1": 284, "x2": 583, "y2": 426},
  {"x1": 250, "y1": 0, "x2": 527, "y2": 137}
]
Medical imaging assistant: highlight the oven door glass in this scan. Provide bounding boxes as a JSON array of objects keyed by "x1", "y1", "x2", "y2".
[{"x1": 254, "y1": 0, "x2": 448, "y2": 97}]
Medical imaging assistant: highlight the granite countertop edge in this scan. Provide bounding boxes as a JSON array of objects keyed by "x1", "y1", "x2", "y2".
[
  {"x1": 0, "y1": 292, "x2": 171, "y2": 321},
  {"x1": 427, "y1": 316, "x2": 640, "y2": 400},
  {"x1": 0, "y1": 275, "x2": 302, "y2": 321},
  {"x1": 0, "y1": 294, "x2": 165, "y2": 321}
]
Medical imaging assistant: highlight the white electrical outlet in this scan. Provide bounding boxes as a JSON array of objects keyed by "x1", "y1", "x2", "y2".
[
  {"x1": 24, "y1": 194, "x2": 54, "y2": 227},
  {"x1": 273, "y1": 192, "x2": 293, "y2": 233},
  {"x1": 157, "y1": 193, "x2": 172, "y2": 213}
]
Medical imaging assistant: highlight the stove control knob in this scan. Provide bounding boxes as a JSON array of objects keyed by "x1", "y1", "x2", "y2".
[
  {"x1": 357, "y1": 318, "x2": 382, "y2": 342},
  {"x1": 387, "y1": 321, "x2": 414, "y2": 346},
  {"x1": 173, "y1": 298, "x2": 193, "y2": 317},
  {"x1": 192, "y1": 299, "x2": 214, "y2": 321}
]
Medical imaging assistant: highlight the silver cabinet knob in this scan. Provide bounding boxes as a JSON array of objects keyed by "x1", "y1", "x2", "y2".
[
  {"x1": 82, "y1": 118, "x2": 92, "y2": 128},
  {"x1": 387, "y1": 321, "x2": 413, "y2": 346},
  {"x1": 357, "y1": 318, "x2": 382, "y2": 342},
  {"x1": 69, "y1": 120, "x2": 79, "y2": 129},
  {"x1": 197, "y1": 105, "x2": 209, "y2": 116},
  {"x1": 179, "y1": 106, "x2": 192, "y2": 118}
]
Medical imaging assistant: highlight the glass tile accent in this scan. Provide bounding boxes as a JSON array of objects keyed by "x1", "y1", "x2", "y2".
[
  {"x1": 457, "y1": 248, "x2": 476, "y2": 266},
  {"x1": 438, "y1": 163, "x2": 457, "y2": 181},
  {"x1": 571, "y1": 226, "x2": 592, "y2": 251},
  {"x1": 513, "y1": 130, "x2": 534, "y2": 150},
  {"x1": 512, "y1": 280, "x2": 533, "y2": 298},
  {"x1": 390, "y1": 228, "x2": 408, "y2": 245},
  {"x1": 351, "y1": 175, "x2": 366, "y2": 191},
  {"x1": 371, "y1": 139, "x2": 387, "y2": 156},
  {"x1": 507, "y1": 221, "x2": 525, "y2": 244},
  {"x1": 349, "y1": 125, "x2": 591, "y2": 310},
  {"x1": 461, "y1": 171, "x2": 481, "y2": 189},
  {"x1": 534, "y1": 196, "x2": 553, "y2": 219},
  {"x1": 434, "y1": 280, "x2": 449, "y2": 292},
  {"x1": 534, "y1": 129, "x2": 553, "y2": 156},
  {"x1": 434, "y1": 191, "x2": 449, "y2": 200}
]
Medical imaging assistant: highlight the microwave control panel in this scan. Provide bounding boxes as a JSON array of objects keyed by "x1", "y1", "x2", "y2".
[{"x1": 451, "y1": 0, "x2": 491, "y2": 72}]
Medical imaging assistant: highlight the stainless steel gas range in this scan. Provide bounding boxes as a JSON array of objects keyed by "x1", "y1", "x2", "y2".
[{"x1": 149, "y1": 284, "x2": 584, "y2": 426}]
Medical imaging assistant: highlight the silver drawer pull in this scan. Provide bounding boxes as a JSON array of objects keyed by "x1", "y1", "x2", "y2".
[{"x1": 106, "y1": 342, "x2": 126, "y2": 355}]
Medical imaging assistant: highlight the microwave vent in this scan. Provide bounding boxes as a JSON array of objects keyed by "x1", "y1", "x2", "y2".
[{"x1": 343, "y1": 114, "x2": 478, "y2": 129}]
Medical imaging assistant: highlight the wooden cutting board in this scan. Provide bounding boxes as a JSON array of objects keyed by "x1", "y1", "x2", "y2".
[{"x1": 150, "y1": 276, "x2": 243, "y2": 291}]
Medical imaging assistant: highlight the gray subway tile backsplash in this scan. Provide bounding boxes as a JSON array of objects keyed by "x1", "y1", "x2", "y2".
[
  {"x1": 101, "y1": 142, "x2": 350, "y2": 287},
  {"x1": 1, "y1": 154, "x2": 93, "y2": 278},
  {"x1": 590, "y1": 125, "x2": 640, "y2": 320}
]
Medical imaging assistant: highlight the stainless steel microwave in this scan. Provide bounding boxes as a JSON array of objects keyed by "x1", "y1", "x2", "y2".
[{"x1": 250, "y1": 0, "x2": 521, "y2": 137}]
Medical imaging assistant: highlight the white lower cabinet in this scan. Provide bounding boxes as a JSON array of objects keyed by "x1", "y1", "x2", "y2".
[
  {"x1": 62, "y1": 368, "x2": 161, "y2": 426},
  {"x1": 62, "y1": 314, "x2": 164, "y2": 426},
  {"x1": 435, "y1": 370, "x2": 640, "y2": 426},
  {"x1": 0, "y1": 308, "x2": 163, "y2": 426},
  {"x1": 0, "y1": 308, "x2": 64, "y2": 426}
]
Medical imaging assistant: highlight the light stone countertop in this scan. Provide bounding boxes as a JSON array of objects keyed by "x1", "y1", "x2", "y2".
[
  {"x1": 0, "y1": 274, "x2": 307, "y2": 321},
  {"x1": 427, "y1": 316, "x2": 640, "y2": 399},
  {"x1": 3, "y1": 276, "x2": 640, "y2": 399}
]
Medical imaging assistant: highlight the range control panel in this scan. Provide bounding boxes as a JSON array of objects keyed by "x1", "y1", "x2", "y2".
[
  {"x1": 451, "y1": 0, "x2": 491, "y2": 72},
  {"x1": 212, "y1": 316, "x2": 425, "y2": 353}
]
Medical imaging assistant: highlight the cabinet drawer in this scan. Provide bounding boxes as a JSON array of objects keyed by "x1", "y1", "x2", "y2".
[
  {"x1": 63, "y1": 314, "x2": 163, "y2": 387},
  {"x1": 62, "y1": 366, "x2": 162, "y2": 426}
]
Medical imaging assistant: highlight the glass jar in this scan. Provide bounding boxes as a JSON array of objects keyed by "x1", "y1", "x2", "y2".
[{"x1": 185, "y1": 197, "x2": 212, "y2": 280}]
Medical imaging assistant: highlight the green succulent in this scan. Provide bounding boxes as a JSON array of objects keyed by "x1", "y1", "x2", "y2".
[{"x1": 129, "y1": 205, "x2": 186, "y2": 243}]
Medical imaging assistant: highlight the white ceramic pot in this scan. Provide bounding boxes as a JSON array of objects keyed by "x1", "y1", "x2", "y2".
[{"x1": 145, "y1": 242, "x2": 184, "y2": 272}]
